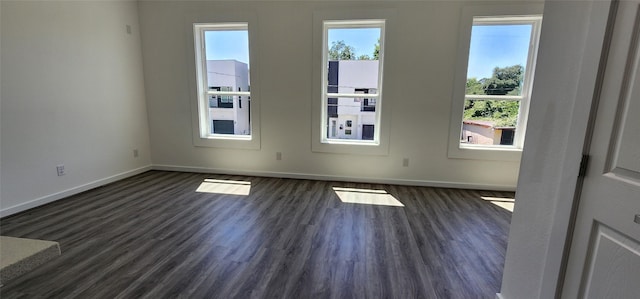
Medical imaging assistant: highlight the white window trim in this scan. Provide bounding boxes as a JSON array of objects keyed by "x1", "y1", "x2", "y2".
[
  {"x1": 311, "y1": 9, "x2": 396, "y2": 155},
  {"x1": 187, "y1": 13, "x2": 260, "y2": 150},
  {"x1": 447, "y1": 4, "x2": 543, "y2": 161},
  {"x1": 321, "y1": 19, "x2": 385, "y2": 146}
]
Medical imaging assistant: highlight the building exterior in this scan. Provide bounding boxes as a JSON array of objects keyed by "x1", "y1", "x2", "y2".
[
  {"x1": 327, "y1": 60, "x2": 379, "y2": 140},
  {"x1": 461, "y1": 119, "x2": 515, "y2": 145},
  {"x1": 207, "y1": 60, "x2": 250, "y2": 135}
]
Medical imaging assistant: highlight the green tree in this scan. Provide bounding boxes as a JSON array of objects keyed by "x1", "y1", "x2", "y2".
[
  {"x1": 462, "y1": 64, "x2": 524, "y2": 127},
  {"x1": 463, "y1": 100, "x2": 519, "y2": 127},
  {"x1": 373, "y1": 38, "x2": 380, "y2": 60},
  {"x1": 329, "y1": 39, "x2": 380, "y2": 61},
  {"x1": 466, "y1": 77, "x2": 484, "y2": 95},
  {"x1": 482, "y1": 65, "x2": 524, "y2": 95},
  {"x1": 328, "y1": 40, "x2": 356, "y2": 60}
]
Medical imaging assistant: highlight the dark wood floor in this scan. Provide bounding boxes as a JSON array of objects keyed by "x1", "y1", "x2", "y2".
[{"x1": 0, "y1": 171, "x2": 514, "y2": 298}]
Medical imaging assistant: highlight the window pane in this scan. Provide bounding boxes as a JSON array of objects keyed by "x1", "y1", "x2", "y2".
[
  {"x1": 326, "y1": 28, "x2": 381, "y2": 91},
  {"x1": 461, "y1": 99, "x2": 520, "y2": 146},
  {"x1": 326, "y1": 97, "x2": 378, "y2": 140},
  {"x1": 204, "y1": 27, "x2": 250, "y2": 136},
  {"x1": 208, "y1": 96, "x2": 250, "y2": 135},
  {"x1": 466, "y1": 24, "x2": 533, "y2": 96},
  {"x1": 325, "y1": 26, "x2": 382, "y2": 141}
]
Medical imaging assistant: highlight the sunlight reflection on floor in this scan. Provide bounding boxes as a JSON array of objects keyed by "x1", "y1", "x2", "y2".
[
  {"x1": 481, "y1": 196, "x2": 515, "y2": 212},
  {"x1": 196, "y1": 179, "x2": 251, "y2": 196},
  {"x1": 333, "y1": 187, "x2": 404, "y2": 207}
]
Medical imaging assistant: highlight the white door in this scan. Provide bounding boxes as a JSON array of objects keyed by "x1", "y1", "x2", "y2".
[
  {"x1": 562, "y1": 1, "x2": 640, "y2": 297},
  {"x1": 330, "y1": 119, "x2": 337, "y2": 138}
]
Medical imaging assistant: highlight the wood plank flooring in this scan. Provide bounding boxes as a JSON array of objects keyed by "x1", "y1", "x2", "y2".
[{"x1": 0, "y1": 171, "x2": 514, "y2": 298}]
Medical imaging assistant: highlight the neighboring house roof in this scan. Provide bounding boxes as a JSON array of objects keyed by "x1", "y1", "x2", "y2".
[
  {"x1": 463, "y1": 119, "x2": 495, "y2": 128},
  {"x1": 463, "y1": 119, "x2": 516, "y2": 129}
]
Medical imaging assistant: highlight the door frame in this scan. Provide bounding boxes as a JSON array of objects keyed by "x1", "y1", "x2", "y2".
[
  {"x1": 559, "y1": 0, "x2": 640, "y2": 296},
  {"x1": 555, "y1": 1, "x2": 620, "y2": 297},
  {"x1": 498, "y1": 1, "x2": 615, "y2": 298}
]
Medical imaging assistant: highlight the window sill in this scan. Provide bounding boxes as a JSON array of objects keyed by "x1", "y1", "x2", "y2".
[
  {"x1": 459, "y1": 144, "x2": 521, "y2": 151},
  {"x1": 312, "y1": 138, "x2": 389, "y2": 156},
  {"x1": 448, "y1": 143, "x2": 523, "y2": 161},
  {"x1": 192, "y1": 135, "x2": 260, "y2": 150},
  {"x1": 323, "y1": 139, "x2": 379, "y2": 146},
  {"x1": 203, "y1": 135, "x2": 252, "y2": 141}
]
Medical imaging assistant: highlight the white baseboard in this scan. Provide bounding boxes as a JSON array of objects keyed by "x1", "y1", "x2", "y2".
[
  {"x1": 152, "y1": 164, "x2": 516, "y2": 191},
  {"x1": 0, "y1": 166, "x2": 152, "y2": 218},
  {"x1": 496, "y1": 293, "x2": 505, "y2": 299}
]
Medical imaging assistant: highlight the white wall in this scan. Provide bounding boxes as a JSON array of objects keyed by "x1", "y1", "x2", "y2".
[
  {"x1": 337, "y1": 60, "x2": 379, "y2": 93},
  {"x1": 138, "y1": 1, "x2": 536, "y2": 190},
  {"x1": 0, "y1": 1, "x2": 152, "y2": 216}
]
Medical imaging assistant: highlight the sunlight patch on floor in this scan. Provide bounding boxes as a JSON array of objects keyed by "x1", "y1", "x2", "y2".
[
  {"x1": 481, "y1": 196, "x2": 515, "y2": 212},
  {"x1": 333, "y1": 187, "x2": 404, "y2": 207},
  {"x1": 196, "y1": 179, "x2": 251, "y2": 196}
]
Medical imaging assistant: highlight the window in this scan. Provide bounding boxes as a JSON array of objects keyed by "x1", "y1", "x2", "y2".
[
  {"x1": 320, "y1": 20, "x2": 385, "y2": 144},
  {"x1": 212, "y1": 120, "x2": 234, "y2": 134},
  {"x1": 209, "y1": 86, "x2": 234, "y2": 108},
  {"x1": 448, "y1": 9, "x2": 542, "y2": 160},
  {"x1": 362, "y1": 98, "x2": 376, "y2": 112},
  {"x1": 356, "y1": 88, "x2": 377, "y2": 112},
  {"x1": 193, "y1": 23, "x2": 252, "y2": 140},
  {"x1": 459, "y1": 16, "x2": 541, "y2": 148}
]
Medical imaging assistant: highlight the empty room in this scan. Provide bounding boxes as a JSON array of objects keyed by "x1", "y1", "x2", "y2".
[{"x1": 1, "y1": 0, "x2": 639, "y2": 298}]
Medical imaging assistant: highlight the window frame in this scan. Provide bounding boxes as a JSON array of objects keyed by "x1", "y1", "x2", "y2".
[
  {"x1": 188, "y1": 13, "x2": 260, "y2": 150},
  {"x1": 447, "y1": 4, "x2": 543, "y2": 161},
  {"x1": 321, "y1": 19, "x2": 385, "y2": 145},
  {"x1": 311, "y1": 9, "x2": 395, "y2": 156}
]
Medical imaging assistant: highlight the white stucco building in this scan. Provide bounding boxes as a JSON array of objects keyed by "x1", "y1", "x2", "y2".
[
  {"x1": 327, "y1": 60, "x2": 379, "y2": 140},
  {"x1": 207, "y1": 60, "x2": 250, "y2": 135}
]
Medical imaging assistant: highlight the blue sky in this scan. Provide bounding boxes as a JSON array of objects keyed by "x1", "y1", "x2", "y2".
[
  {"x1": 204, "y1": 28, "x2": 381, "y2": 64},
  {"x1": 467, "y1": 24, "x2": 532, "y2": 79},
  {"x1": 203, "y1": 25, "x2": 530, "y2": 79},
  {"x1": 205, "y1": 30, "x2": 250, "y2": 64},
  {"x1": 328, "y1": 28, "x2": 380, "y2": 58}
]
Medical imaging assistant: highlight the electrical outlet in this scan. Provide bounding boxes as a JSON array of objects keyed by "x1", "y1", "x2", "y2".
[
  {"x1": 133, "y1": 149, "x2": 139, "y2": 158},
  {"x1": 56, "y1": 165, "x2": 66, "y2": 176},
  {"x1": 126, "y1": 24, "x2": 132, "y2": 35},
  {"x1": 402, "y1": 158, "x2": 409, "y2": 167},
  {"x1": 276, "y1": 152, "x2": 282, "y2": 161}
]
